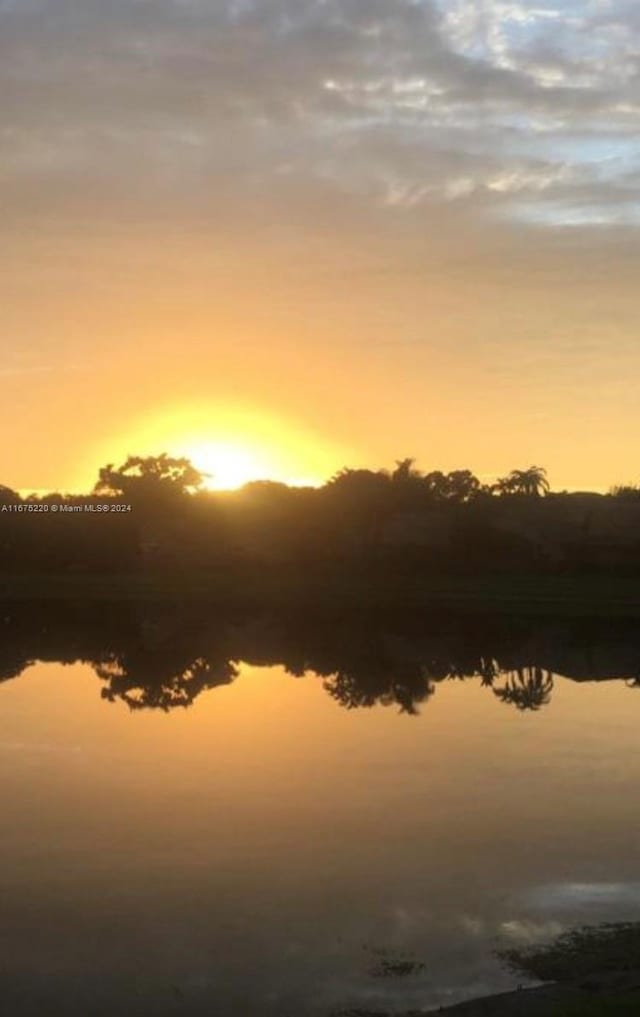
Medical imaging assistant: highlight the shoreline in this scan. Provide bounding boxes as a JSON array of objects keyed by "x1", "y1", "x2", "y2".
[
  {"x1": 424, "y1": 969, "x2": 640, "y2": 1015},
  {"x1": 2, "y1": 571, "x2": 640, "y2": 616}
]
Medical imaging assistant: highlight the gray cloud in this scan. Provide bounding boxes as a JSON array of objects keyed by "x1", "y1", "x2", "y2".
[{"x1": 1, "y1": 0, "x2": 639, "y2": 230}]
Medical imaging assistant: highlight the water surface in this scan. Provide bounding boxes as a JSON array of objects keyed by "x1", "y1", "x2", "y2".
[{"x1": 1, "y1": 605, "x2": 640, "y2": 1015}]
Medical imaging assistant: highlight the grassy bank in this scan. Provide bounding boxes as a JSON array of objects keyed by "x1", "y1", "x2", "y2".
[
  {"x1": 424, "y1": 979, "x2": 640, "y2": 1016},
  {"x1": 340, "y1": 925, "x2": 640, "y2": 1015},
  {"x1": 424, "y1": 924, "x2": 640, "y2": 1017},
  {"x1": 2, "y1": 570, "x2": 640, "y2": 616}
]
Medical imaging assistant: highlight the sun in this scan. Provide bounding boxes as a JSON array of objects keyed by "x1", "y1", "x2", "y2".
[{"x1": 177, "y1": 440, "x2": 274, "y2": 491}]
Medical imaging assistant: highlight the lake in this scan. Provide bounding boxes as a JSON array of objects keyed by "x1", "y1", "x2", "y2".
[{"x1": 1, "y1": 601, "x2": 640, "y2": 1015}]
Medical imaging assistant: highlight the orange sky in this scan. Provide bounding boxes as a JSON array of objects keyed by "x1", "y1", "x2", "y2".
[{"x1": 2, "y1": 1, "x2": 640, "y2": 493}]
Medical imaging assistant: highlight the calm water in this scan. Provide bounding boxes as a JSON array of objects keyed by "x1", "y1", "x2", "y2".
[{"x1": 1, "y1": 604, "x2": 640, "y2": 1015}]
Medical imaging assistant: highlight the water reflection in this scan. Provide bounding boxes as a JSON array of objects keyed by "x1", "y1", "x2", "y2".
[
  {"x1": 96, "y1": 655, "x2": 238, "y2": 711},
  {"x1": 1, "y1": 601, "x2": 640, "y2": 714},
  {"x1": 2, "y1": 602, "x2": 640, "y2": 1015},
  {"x1": 493, "y1": 667, "x2": 555, "y2": 712}
]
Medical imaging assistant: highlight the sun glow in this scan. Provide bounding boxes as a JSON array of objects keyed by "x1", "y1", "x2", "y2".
[{"x1": 81, "y1": 404, "x2": 352, "y2": 493}]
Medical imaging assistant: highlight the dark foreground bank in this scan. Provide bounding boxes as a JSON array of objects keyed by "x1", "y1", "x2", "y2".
[
  {"x1": 341, "y1": 925, "x2": 640, "y2": 1016},
  {"x1": 4, "y1": 570, "x2": 640, "y2": 617},
  {"x1": 429, "y1": 975, "x2": 640, "y2": 1016}
]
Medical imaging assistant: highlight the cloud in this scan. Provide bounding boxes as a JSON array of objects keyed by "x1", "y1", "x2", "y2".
[{"x1": 1, "y1": 0, "x2": 639, "y2": 231}]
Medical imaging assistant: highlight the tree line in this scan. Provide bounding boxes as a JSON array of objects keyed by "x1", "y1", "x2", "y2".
[
  {"x1": 2, "y1": 454, "x2": 640, "y2": 575},
  {"x1": 3, "y1": 455, "x2": 552, "y2": 504}
]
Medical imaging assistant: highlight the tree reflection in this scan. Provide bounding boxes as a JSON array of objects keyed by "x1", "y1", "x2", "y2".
[
  {"x1": 478, "y1": 656, "x2": 500, "y2": 687},
  {"x1": 324, "y1": 662, "x2": 436, "y2": 714},
  {"x1": 0, "y1": 603, "x2": 638, "y2": 717},
  {"x1": 493, "y1": 666, "x2": 554, "y2": 711},
  {"x1": 95, "y1": 653, "x2": 238, "y2": 711}
]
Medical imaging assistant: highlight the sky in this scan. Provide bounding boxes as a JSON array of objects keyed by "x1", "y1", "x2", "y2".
[{"x1": 2, "y1": 0, "x2": 640, "y2": 492}]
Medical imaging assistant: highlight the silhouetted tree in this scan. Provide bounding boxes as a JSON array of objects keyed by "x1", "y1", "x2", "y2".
[
  {"x1": 610, "y1": 484, "x2": 640, "y2": 501},
  {"x1": 392, "y1": 458, "x2": 421, "y2": 483},
  {"x1": 422, "y1": 470, "x2": 449, "y2": 500},
  {"x1": 93, "y1": 454, "x2": 204, "y2": 498},
  {"x1": 328, "y1": 468, "x2": 390, "y2": 494},
  {"x1": 324, "y1": 467, "x2": 392, "y2": 554},
  {"x1": 419, "y1": 469, "x2": 484, "y2": 502},
  {"x1": 494, "y1": 465, "x2": 549, "y2": 498},
  {"x1": 0, "y1": 485, "x2": 20, "y2": 504},
  {"x1": 444, "y1": 469, "x2": 483, "y2": 502}
]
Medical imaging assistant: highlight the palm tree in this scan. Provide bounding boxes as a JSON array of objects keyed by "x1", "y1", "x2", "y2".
[
  {"x1": 391, "y1": 458, "x2": 421, "y2": 483},
  {"x1": 610, "y1": 484, "x2": 640, "y2": 501},
  {"x1": 494, "y1": 465, "x2": 549, "y2": 498}
]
